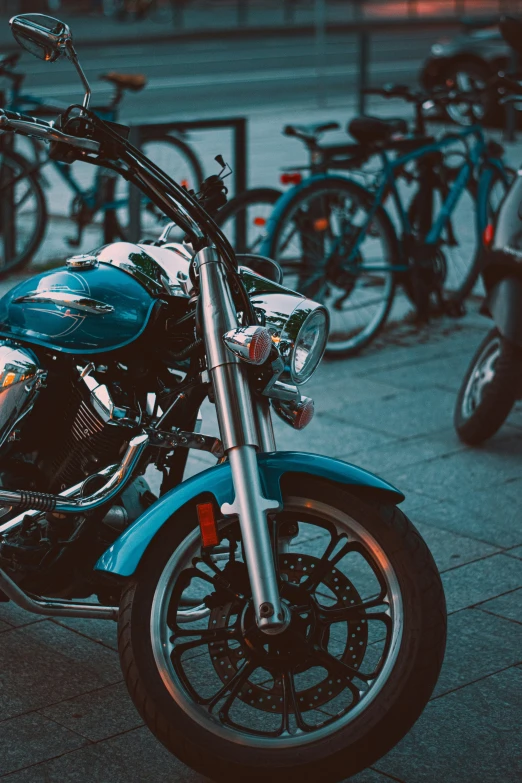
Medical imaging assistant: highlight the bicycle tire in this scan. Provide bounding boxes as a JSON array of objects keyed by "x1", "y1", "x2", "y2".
[
  {"x1": 406, "y1": 167, "x2": 511, "y2": 307},
  {"x1": 114, "y1": 132, "x2": 204, "y2": 241},
  {"x1": 264, "y1": 176, "x2": 399, "y2": 357},
  {"x1": 0, "y1": 148, "x2": 47, "y2": 277},
  {"x1": 216, "y1": 187, "x2": 281, "y2": 253}
]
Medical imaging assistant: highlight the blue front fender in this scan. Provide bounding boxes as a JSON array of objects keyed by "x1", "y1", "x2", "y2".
[{"x1": 95, "y1": 451, "x2": 404, "y2": 578}]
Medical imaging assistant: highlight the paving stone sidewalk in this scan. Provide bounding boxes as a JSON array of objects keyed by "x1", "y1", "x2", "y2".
[{"x1": 0, "y1": 308, "x2": 521, "y2": 782}]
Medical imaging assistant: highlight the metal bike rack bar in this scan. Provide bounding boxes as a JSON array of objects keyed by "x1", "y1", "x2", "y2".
[{"x1": 123, "y1": 116, "x2": 248, "y2": 247}]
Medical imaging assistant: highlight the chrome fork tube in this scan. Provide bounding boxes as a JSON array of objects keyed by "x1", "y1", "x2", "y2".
[{"x1": 196, "y1": 247, "x2": 286, "y2": 633}]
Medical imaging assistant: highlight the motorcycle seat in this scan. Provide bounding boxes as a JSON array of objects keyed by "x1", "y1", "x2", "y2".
[
  {"x1": 99, "y1": 72, "x2": 147, "y2": 92},
  {"x1": 284, "y1": 122, "x2": 340, "y2": 143},
  {"x1": 348, "y1": 116, "x2": 408, "y2": 144}
]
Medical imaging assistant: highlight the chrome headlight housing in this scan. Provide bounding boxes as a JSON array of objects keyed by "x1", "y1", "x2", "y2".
[{"x1": 241, "y1": 268, "x2": 329, "y2": 386}]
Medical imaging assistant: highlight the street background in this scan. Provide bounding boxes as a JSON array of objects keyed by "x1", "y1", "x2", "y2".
[{"x1": 0, "y1": 3, "x2": 521, "y2": 782}]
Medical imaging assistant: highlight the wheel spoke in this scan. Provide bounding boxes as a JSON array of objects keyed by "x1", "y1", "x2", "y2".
[
  {"x1": 217, "y1": 659, "x2": 257, "y2": 723},
  {"x1": 281, "y1": 669, "x2": 308, "y2": 734},
  {"x1": 207, "y1": 658, "x2": 255, "y2": 711},
  {"x1": 311, "y1": 646, "x2": 368, "y2": 692},
  {"x1": 318, "y1": 598, "x2": 389, "y2": 625}
]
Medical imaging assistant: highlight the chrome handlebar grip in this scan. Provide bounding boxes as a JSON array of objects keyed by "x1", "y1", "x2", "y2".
[{"x1": 0, "y1": 110, "x2": 100, "y2": 153}]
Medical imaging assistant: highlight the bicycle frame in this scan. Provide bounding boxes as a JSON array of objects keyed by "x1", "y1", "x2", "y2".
[{"x1": 266, "y1": 125, "x2": 510, "y2": 277}]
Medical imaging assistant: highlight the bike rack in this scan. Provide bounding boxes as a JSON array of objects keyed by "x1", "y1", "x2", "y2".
[{"x1": 120, "y1": 116, "x2": 248, "y2": 247}]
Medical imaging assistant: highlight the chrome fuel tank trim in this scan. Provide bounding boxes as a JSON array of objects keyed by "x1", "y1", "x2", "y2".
[
  {"x1": 14, "y1": 291, "x2": 114, "y2": 315},
  {"x1": 95, "y1": 242, "x2": 192, "y2": 298}
]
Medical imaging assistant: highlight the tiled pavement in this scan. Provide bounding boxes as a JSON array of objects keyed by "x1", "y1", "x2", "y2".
[{"x1": 0, "y1": 309, "x2": 521, "y2": 782}]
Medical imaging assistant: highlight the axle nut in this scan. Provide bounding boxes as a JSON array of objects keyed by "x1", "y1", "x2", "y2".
[{"x1": 259, "y1": 602, "x2": 275, "y2": 618}]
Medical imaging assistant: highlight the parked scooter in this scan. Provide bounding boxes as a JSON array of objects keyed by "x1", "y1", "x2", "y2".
[
  {"x1": 455, "y1": 17, "x2": 522, "y2": 445},
  {"x1": 0, "y1": 14, "x2": 446, "y2": 782}
]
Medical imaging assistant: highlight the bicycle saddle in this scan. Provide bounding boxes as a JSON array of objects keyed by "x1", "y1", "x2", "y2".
[
  {"x1": 348, "y1": 116, "x2": 408, "y2": 144},
  {"x1": 0, "y1": 52, "x2": 21, "y2": 71},
  {"x1": 284, "y1": 122, "x2": 340, "y2": 142},
  {"x1": 99, "y1": 72, "x2": 147, "y2": 91}
]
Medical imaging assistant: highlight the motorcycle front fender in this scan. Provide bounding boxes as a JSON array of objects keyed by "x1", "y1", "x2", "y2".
[
  {"x1": 95, "y1": 451, "x2": 404, "y2": 578},
  {"x1": 488, "y1": 276, "x2": 522, "y2": 347}
]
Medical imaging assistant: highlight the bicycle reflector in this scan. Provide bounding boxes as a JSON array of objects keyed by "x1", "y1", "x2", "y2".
[
  {"x1": 272, "y1": 397, "x2": 314, "y2": 430},
  {"x1": 223, "y1": 326, "x2": 272, "y2": 365},
  {"x1": 253, "y1": 216, "x2": 267, "y2": 226},
  {"x1": 483, "y1": 224, "x2": 495, "y2": 248},
  {"x1": 280, "y1": 172, "x2": 302, "y2": 186},
  {"x1": 197, "y1": 502, "x2": 219, "y2": 548}
]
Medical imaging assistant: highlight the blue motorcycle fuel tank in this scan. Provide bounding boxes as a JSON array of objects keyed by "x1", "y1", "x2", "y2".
[{"x1": 0, "y1": 242, "x2": 192, "y2": 354}]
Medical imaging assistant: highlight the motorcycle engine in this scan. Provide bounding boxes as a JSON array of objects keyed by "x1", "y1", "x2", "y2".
[{"x1": 0, "y1": 340, "x2": 155, "y2": 596}]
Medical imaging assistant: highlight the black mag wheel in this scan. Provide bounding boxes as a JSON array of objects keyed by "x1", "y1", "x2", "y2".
[
  {"x1": 119, "y1": 477, "x2": 446, "y2": 783},
  {"x1": 454, "y1": 327, "x2": 522, "y2": 445},
  {"x1": 264, "y1": 177, "x2": 398, "y2": 357},
  {"x1": 0, "y1": 149, "x2": 47, "y2": 276},
  {"x1": 216, "y1": 187, "x2": 282, "y2": 253},
  {"x1": 115, "y1": 132, "x2": 204, "y2": 242}
]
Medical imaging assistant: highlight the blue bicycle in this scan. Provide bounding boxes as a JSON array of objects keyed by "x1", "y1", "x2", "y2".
[
  {"x1": 0, "y1": 52, "x2": 203, "y2": 275},
  {"x1": 260, "y1": 85, "x2": 512, "y2": 356}
]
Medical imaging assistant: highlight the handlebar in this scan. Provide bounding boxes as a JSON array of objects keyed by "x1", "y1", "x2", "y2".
[{"x1": 0, "y1": 109, "x2": 100, "y2": 153}]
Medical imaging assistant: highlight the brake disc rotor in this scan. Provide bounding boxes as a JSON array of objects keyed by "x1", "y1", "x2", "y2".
[{"x1": 208, "y1": 552, "x2": 368, "y2": 713}]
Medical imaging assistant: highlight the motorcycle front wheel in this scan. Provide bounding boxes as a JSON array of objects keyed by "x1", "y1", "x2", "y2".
[{"x1": 119, "y1": 476, "x2": 446, "y2": 782}]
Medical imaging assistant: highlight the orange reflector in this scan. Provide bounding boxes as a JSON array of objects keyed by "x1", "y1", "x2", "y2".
[
  {"x1": 483, "y1": 223, "x2": 495, "y2": 247},
  {"x1": 253, "y1": 216, "x2": 267, "y2": 226},
  {"x1": 197, "y1": 502, "x2": 219, "y2": 548},
  {"x1": 294, "y1": 398, "x2": 314, "y2": 430},
  {"x1": 181, "y1": 179, "x2": 189, "y2": 189},
  {"x1": 314, "y1": 218, "x2": 329, "y2": 232},
  {"x1": 280, "y1": 172, "x2": 302, "y2": 186}
]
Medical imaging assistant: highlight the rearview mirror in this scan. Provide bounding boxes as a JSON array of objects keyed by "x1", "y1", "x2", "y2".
[
  {"x1": 10, "y1": 14, "x2": 72, "y2": 63},
  {"x1": 499, "y1": 15, "x2": 522, "y2": 55}
]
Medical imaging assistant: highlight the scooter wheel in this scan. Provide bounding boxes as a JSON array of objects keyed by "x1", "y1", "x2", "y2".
[{"x1": 454, "y1": 327, "x2": 522, "y2": 445}]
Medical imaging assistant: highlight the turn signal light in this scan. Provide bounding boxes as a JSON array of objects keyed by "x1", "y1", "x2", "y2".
[
  {"x1": 197, "y1": 502, "x2": 219, "y2": 548},
  {"x1": 272, "y1": 396, "x2": 314, "y2": 430},
  {"x1": 280, "y1": 172, "x2": 302, "y2": 186},
  {"x1": 483, "y1": 223, "x2": 495, "y2": 247},
  {"x1": 223, "y1": 326, "x2": 272, "y2": 365}
]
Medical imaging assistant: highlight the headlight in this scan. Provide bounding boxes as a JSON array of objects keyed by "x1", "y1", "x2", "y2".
[
  {"x1": 288, "y1": 305, "x2": 328, "y2": 384},
  {"x1": 241, "y1": 267, "x2": 329, "y2": 386}
]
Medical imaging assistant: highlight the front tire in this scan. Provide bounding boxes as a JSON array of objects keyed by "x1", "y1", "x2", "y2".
[
  {"x1": 119, "y1": 477, "x2": 446, "y2": 782},
  {"x1": 454, "y1": 327, "x2": 522, "y2": 444}
]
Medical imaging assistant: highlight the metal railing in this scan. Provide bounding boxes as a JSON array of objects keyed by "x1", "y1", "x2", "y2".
[{"x1": 124, "y1": 116, "x2": 248, "y2": 244}]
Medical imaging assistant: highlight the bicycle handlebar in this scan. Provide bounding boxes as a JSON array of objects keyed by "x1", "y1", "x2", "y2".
[{"x1": 0, "y1": 109, "x2": 100, "y2": 153}]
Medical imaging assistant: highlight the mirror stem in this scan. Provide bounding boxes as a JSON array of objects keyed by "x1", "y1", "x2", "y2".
[{"x1": 66, "y1": 40, "x2": 91, "y2": 111}]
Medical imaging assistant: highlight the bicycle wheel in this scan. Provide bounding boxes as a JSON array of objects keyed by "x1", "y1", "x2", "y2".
[
  {"x1": 115, "y1": 133, "x2": 204, "y2": 242},
  {"x1": 407, "y1": 168, "x2": 511, "y2": 306},
  {"x1": 264, "y1": 177, "x2": 398, "y2": 357},
  {"x1": 217, "y1": 188, "x2": 281, "y2": 253},
  {"x1": 0, "y1": 149, "x2": 47, "y2": 276}
]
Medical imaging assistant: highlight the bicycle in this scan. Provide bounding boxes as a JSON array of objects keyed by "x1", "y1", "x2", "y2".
[
  {"x1": 0, "y1": 52, "x2": 204, "y2": 275},
  {"x1": 259, "y1": 85, "x2": 512, "y2": 356},
  {"x1": 217, "y1": 121, "x2": 384, "y2": 253}
]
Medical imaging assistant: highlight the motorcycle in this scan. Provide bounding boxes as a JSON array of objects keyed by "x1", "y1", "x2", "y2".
[
  {"x1": 455, "y1": 16, "x2": 522, "y2": 445},
  {"x1": 0, "y1": 14, "x2": 446, "y2": 782}
]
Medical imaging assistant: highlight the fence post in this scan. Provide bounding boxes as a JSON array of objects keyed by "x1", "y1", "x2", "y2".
[
  {"x1": 358, "y1": 28, "x2": 369, "y2": 117},
  {"x1": 505, "y1": 49, "x2": 518, "y2": 143},
  {"x1": 315, "y1": 0, "x2": 327, "y2": 106},
  {"x1": 128, "y1": 125, "x2": 142, "y2": 243},
  {"x1": 0, "y1": 90, "x2": 15, "y2": 267},
  {"x1": 284, "y1": 0, "x2": 295, "y2": 25},
  {"x1": 233, "y1": 118, "x2": 248, "y2": 250},
  {"x1": 172, "y1": 0, "x2": 184, "y2": 28},
  {"x1": 237, "y1": 0, "x2": 247, "y2": 27}
]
